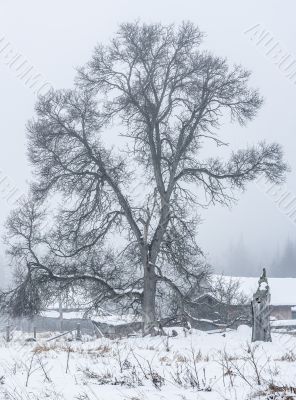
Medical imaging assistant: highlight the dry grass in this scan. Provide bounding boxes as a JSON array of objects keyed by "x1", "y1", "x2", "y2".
[
  {"x1": 159, "y1": 355, "x2": 172, "y2": 365},
  {"x1": 277, "y1": 350, "x2": 296, "y2": 362},
  {"x1": 174, "y1": 353, "x2": 189, "y2": 363},
  {"x1": 86, "y1": 344, "x2": 111, "y2": 357},
  {"x1": 33, "y1": 344, "x2": 52, "y2": 354},
  {"x1": 33, "y1": 342, "x2": 76, "y2": 354}
]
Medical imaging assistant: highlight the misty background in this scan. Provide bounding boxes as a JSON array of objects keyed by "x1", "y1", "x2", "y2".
[{"x1": 0, "y1": 0, "x2": 296, "y2": 287}]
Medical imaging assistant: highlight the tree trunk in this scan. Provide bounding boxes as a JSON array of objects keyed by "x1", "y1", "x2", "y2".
[
  {"x1": 142, "y1": 259, "x2": 157, "y2": 335},
  {"x1": 251, "y1": 269, "x2": 272, "y2": 342}
]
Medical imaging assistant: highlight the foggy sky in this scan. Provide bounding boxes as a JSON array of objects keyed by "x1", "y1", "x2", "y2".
[{"x1": 0, "y1": 0, "x2": 296, "y2": 278}]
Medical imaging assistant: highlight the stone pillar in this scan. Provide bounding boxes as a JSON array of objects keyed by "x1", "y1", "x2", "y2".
[{"x1": 251, "y1": 268, "x2": 272, "y2": 342}]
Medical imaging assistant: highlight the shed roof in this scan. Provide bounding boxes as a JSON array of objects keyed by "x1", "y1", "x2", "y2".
[{"x1": 219, "y1": 276, "x2": 296, "y2": 306}]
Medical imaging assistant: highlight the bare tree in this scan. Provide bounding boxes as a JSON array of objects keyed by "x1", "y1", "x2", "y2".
[
  {"x1": 210, "y1": 275, "x2": 249, "y2": 306},
  {"x1": 3, "y1": 22, "x2": 287, "y2": 333},
  {"x1": 209, "y1": 275, "x2": 250, "y2": 325}
]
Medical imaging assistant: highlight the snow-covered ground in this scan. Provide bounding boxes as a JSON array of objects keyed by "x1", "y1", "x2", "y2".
[{"x1": 1, "y1": 326, "x2": 296, "y2": 399}]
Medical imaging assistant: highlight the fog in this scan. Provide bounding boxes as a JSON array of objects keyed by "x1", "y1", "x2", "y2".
[{"x1": 0, "y1": 0, "x2": 296, "y2": 282}]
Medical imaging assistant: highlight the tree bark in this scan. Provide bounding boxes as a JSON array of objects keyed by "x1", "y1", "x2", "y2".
[
  {"x1": 142, "y1": 256, "x2": 157, "y2": 335},
  {"x1": 251, "y1": 269, "x2": 272, "y2": 342},
  {"x1": 141, "y1": 200, "x2": 170, "y2": 335}
]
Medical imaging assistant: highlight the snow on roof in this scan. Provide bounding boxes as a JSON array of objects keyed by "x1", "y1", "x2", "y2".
[
  {"x1": 271, "y1": 319, "x2": 296, "y2": 327},
  {"x1": 42, "y1": 310, "x2": 90, "y2": 320},
  {"x1": 219, "y1": 276, "x2": 296, "y2": 306},
  {"x1": 41, "y1": 310, "x2": 139, "y2": 325}
]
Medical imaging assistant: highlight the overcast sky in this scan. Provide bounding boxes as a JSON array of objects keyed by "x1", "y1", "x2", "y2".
[{"x1": 0, "y1": 0, "x2": 296, "y2": 277}]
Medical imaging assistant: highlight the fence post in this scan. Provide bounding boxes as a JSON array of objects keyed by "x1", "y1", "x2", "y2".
[
  {"x1": 6, "y1": 325, "x2": 10, "y2": 342},
  {"x1": 33, "y1": 327, "x2": 37, "y2": 340},
  {"x1": 76, "y1": 323, "x2": 82, "y2": 341}
]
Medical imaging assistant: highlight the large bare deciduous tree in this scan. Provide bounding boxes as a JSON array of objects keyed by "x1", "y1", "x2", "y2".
[{"x1": 3, "y1": 22, "x2": 287, "y2": 333}]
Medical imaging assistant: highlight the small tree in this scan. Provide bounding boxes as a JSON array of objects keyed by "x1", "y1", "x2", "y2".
[
  {"x1": 3, "y1": 22, "x2": 287, "y2": 333},
  {"x1": 209, "y1": 275, "x2": 250, "y2": 325}
]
